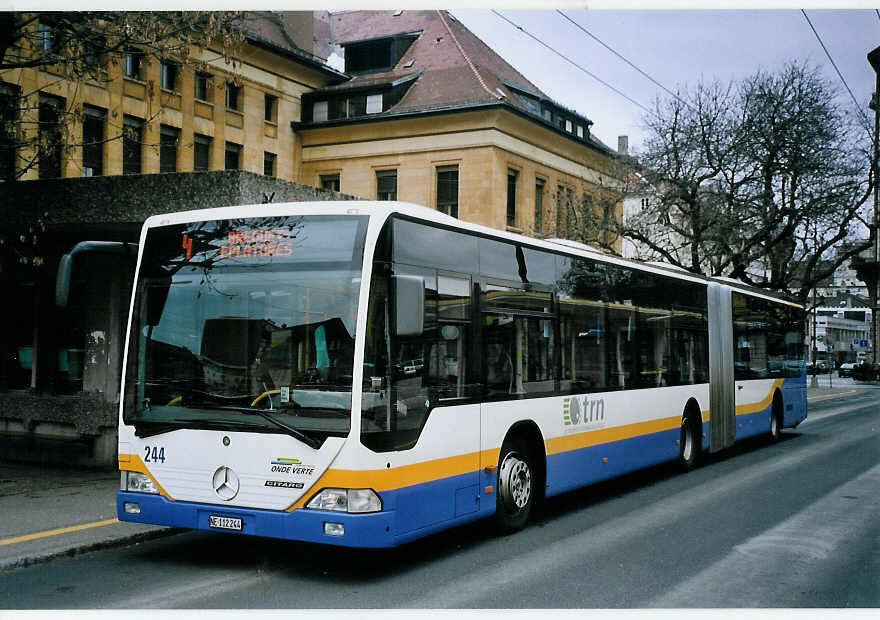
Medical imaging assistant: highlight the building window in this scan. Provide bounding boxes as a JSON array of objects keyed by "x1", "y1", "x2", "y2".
[
  {"x1": 224, "y1": 141, "x2": 240, "y2": 170},
  {"x1": 313, "y1": 100, "x2": 328, "y2": 122},
  {"x1": 82, "y1": 105, "x2": 105, "y2": 177},
  {"x1": 160, "y1": 62, "x2": 177, "y2": 91},
  {"x1": 193, "y1": 133, "x2": 211, "y2": 171},
  {"x1": 565, "y1": 119, "x2": 573, "y2": 133},
  {"x1": 320, "y1": 173, "x2": 340, "y2": 192},
  {"x1": 122, "y1": 48, "x2": 142, "y2": 80},
  {"x1": 122, "y1": 115, "x2": 143, "y2": 175},
  {"x1": 264, "y1": 93, "x2": 277, "y2": 122},
  {"x1": 38, "y1": 93, "x2": 64, "y2": 179},
  {"x1": 436, "y1": 165, "x2": 458, "y2": 218},
  {"x1": 82, "y1": 36, "x2": 105, "y2": 76},
  {"x1": 0, "y1": 82, "x2": 19, "y2": 181},
  {"x1": 226, "y1": 82, "x2": 241, "y2": 111},
  {"x1": 576, "y1": 125, "x2": 584, "y2": 139},
  {"x1": 159, "y1": 125, "x2": 179, "y2": 173},
  {"x1": 263, "y1": 151, "x2": 276, "y2": 177},
  {"x1": 366, "y1": 94, "x2": 383, "y2": 114},
  {"x1": 506, "y1": 168, "x2": 518, "y2": 227},
  {"x1": 535, "y1": 178, "x2": 545, "y2": 232},
  {"x1": 347, "y1": 95, "x2": 366, "y2": 117},
  {"x1": 376, "y1": 170, "x2": 397, "y2": 201},
  {"x1": 38, "y1": 21, "x2": 55, "y2": 53},
  {"x1": 195, "y1": 72, "x2": 211, "y2": 102}
]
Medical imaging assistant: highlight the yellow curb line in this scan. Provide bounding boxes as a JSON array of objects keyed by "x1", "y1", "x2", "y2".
[{"x1": 0, "y1": 518, "x2": 119, "y2": 547}]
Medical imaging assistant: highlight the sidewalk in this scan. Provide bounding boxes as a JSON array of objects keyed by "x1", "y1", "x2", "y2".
[
  {"x1": 0, "y1": 462, "x2": 174, "y2": 572},
  {"x1": 0, "y1": 382, "x2": 870, "y2": 572}
]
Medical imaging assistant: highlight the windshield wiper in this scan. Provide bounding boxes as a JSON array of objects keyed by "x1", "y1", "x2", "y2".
[
  {"x1": 133, "y1": 417, "x2": 260, "y2": 439},
  {"x1": 200, "y1": 405, "x2": 324, "y2": 449}
]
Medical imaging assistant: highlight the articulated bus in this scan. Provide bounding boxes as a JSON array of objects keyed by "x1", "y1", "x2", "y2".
[{"x1": 116, "y1": 201, "x2": 807, "y2": 547}]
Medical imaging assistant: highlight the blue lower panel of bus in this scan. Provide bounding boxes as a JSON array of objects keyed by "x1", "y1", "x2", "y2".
[
  {"x1": 545, "y1": 426, "x2": 684, "y2": 497},
  {"x1": 117, "y1": 491, "x2": 397, "y2": 547},
  {"x1": 118, "y1": 470, "x2": 489, "y2": 548}
]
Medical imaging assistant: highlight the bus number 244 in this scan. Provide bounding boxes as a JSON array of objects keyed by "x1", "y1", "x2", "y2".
[{"x1": 144, "y1": 446, "x2": 166, "y2": 463}]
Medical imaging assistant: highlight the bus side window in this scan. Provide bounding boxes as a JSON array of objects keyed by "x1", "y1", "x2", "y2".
[{"x1": 430, "y1": 274, "x2": 472, "y2": 400}]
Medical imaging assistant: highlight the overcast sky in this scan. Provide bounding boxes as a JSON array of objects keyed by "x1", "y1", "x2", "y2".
[{"x1": 451, "y1": 7, "x2": 879, "y2": 153}]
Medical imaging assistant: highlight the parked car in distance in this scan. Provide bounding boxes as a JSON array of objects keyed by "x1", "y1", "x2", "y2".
[
  {"x1": 852, "y1": 361, "x2": 879, "y2": 381},
  {"x1": 838, "y1": 362, "x2": 855, "y2": 378}
]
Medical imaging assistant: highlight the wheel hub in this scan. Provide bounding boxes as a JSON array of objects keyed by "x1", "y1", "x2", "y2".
[
  {"x1": 499, "y1": 451, "x2": 531, "y2": 511},
  {"x1": 682, "y1": 424, "x2": 694, "y2": 461}
]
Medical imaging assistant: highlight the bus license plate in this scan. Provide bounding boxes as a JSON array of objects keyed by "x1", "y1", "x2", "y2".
[{"x1": 208, "y1": 515, "x2": 243, "y2": 531}]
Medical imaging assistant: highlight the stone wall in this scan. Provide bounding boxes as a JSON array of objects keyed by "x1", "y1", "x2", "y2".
[{"x1": 0, "y1": 170, "x2": 355, "y2": 228}]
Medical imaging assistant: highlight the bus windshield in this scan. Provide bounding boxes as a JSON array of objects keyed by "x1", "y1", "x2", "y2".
[{"x1": 123, "y1": 214, "x2": 368, "y2": 442}]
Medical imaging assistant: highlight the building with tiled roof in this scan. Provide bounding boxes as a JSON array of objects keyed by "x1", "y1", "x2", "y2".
[{"x1": 296, "y1": 9, "x2": 623, "y2": 239}]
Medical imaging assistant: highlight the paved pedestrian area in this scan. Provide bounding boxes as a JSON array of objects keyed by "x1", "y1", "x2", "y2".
[{"x1": 0, "y1": 462, "x2": 171, "y2": 571}]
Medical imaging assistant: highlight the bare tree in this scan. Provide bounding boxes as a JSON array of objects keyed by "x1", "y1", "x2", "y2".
[
  {"x1": 0, "y1": 11, "x2": 245, "y2": 183},
  {"x1": 590, "y1": 62, "x2": 873, "y2": 305},
  {"x1": 0, "y1": 12, "x2": 245, "y2": 270}
]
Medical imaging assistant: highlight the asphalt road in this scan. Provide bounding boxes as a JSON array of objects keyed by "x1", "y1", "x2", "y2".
[{"x1": 1, "y1": 388, "x2": 878, "y2": 609}]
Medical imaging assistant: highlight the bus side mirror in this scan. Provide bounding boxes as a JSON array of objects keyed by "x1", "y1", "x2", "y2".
[{"x1": 393, "y1": 274, "x2": 424, "y2": 337}]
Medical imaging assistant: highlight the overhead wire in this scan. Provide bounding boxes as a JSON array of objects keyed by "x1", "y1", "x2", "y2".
[
  {"x1": 801, "y1": 9, "x2": 872, "y2": 134},
  {"x1": 489, "y1": 9, "x2": 651, "y2": 114},
  {"x1": 555, "y1": 9, "x2": 691, "y2": 111}
]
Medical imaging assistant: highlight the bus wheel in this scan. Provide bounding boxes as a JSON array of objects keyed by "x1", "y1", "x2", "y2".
[
  {"x1": 769, "y1": 395, "x2": 783, "y2": 443},
  {"x1": 495, "y1": 439, "x2": 535, "y2": 533},
  {"x1": 679, "y1": 411, "x2": 700, "y2": 470}
]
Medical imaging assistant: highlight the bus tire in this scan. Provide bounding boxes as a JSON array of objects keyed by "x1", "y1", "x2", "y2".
[
  {"x1": 495, "y1": 438, "x2": 536, "y2": 534},
  {"x1": 679, "y1": 409, "x2": 700, "y2": 470},
  {"x1": 769, "y1": 393, "x2": 783, "y2": 443}
]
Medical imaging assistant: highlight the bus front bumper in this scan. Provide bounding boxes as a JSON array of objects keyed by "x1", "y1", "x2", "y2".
[{"x1": 117, "y1": 491, "x2": 396, "y2": 548}]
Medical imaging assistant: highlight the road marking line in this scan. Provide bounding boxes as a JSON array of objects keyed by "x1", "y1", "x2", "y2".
[
  {"x1": 0, "y1": 518, "x2": 119, "y2": 546},
  {"x1": 649, "y1": 464, "x2": 880, "y2": 607},
  {"x1": 807, "y1": 389, "x2": 859, "y2": 403}
]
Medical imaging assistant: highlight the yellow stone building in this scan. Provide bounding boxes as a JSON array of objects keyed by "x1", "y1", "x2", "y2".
[
  {"x1": 0, "y1": 10, "x2": 624, "y2": 466},
  {"x1": 1, "y1": 12, "x2": 345, "y2": 183},
  {"x1": 1, "y1": 10, "x2": 621, "y2": 240},
  {"x1": 299, "y1": 10, "x2": 622, "y2": 242}
]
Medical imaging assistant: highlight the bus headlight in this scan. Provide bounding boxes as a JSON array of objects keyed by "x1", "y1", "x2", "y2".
[
  {"x1": 124, "y1": 471, "x2": 159, "y2": 494},
  {"x1": 306, "y1": 488, "x2": 382, "y2": 513}
]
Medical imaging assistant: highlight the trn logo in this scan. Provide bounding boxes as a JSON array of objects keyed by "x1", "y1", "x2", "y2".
[{"x1": 563, "y1": 395, "x2": 605, "y2": 429}]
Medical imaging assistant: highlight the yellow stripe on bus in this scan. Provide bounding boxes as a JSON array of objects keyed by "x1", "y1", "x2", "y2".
[
  {"x1": 545, "y1": 415, "x2": 682, "y2": 456},
  {"x1": 735, "y1": 379, "x2": 784, "y2": 416}
]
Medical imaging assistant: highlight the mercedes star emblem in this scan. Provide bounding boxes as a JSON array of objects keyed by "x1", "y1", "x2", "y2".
[{"x1": 212, "y1": 466, "x2": 240, "y2": 501}]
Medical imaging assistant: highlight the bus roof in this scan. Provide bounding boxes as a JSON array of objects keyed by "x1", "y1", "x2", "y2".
[{"x1": 142, "y1": 200, "x2": 801, "y2": 308}]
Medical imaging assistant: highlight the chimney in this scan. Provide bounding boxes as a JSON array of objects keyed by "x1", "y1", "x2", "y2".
[{"x1": 618, "y1": 135, "x2": 629, "y2": 155}]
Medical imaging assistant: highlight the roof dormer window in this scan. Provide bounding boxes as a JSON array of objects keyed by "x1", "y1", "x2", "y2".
[{"x1": 342, "y1": 32, "x2": 420, "y2": 74}]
